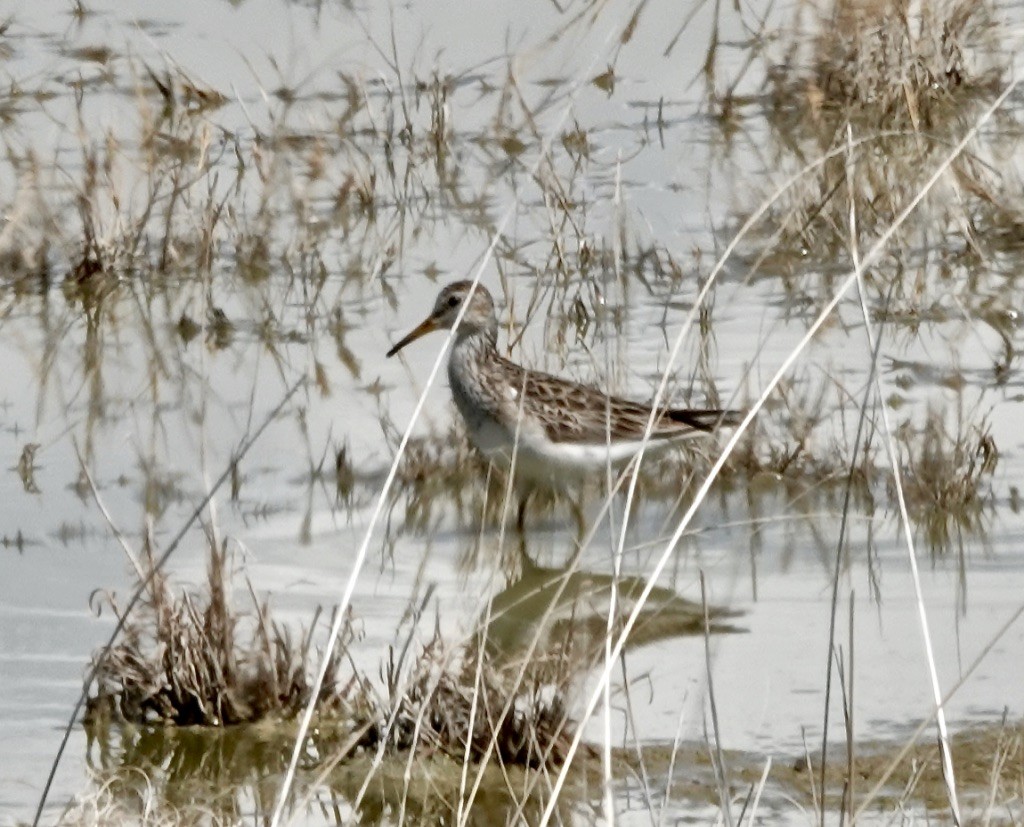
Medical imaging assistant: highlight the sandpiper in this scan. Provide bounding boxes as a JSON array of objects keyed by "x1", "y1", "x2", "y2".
[{"x1": 386, "y1": 281, "x2": 742, "y2": 497}]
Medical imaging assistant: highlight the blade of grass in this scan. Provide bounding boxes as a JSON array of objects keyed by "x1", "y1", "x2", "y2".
[
  {"x1": 702, "y1": 570, "x2": 734, "y2": 827},
  {"x1": 848, "y1": 126, "x2": 963, "y2": 821},
  {"x1": 818, "y1": 122, "x2": 891, "y2": 826}
]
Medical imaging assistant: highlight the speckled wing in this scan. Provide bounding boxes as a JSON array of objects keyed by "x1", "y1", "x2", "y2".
[{"x1": 501, "y1": 359, "x2": 741, "y2": 445}]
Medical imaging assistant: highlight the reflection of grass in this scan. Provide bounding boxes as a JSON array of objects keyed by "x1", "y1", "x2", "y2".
[
  {"x1": 69, "y1": 728, "x2": 578, "y2": 825},
  {"x1": 66, "y1": 711, "x2": 1024, "y2": 824}
]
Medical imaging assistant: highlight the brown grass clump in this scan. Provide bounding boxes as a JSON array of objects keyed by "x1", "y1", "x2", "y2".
[
  {"x1": 749, "y1": 0, "x2": 1021, "y2": 274},
  {"x1": 774, "y1": 0, "x2": 1004, "y2": 128},
  {"x1": 377, "y1": 635, "x2": 578, "y2": 769},
  {"x1": 86, "y1": 540, "x2": 581, "y2": 774},
  {"x1": 896, "y1": 405, "x2": 997, "y2": 549},
  {"x1": 86, "y1": 543, "x2": 354, "y2": 727}
]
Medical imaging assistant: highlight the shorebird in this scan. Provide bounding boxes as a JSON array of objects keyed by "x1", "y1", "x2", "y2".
[{"x1": 387, "y1": 281, "x2": 741, "y2": 528}]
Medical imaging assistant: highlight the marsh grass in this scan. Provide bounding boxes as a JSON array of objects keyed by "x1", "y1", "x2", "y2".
[
  {"x1": 84, "y1": 534, "x2": 587, "y2": 768},
  {"x1": 76, "y1": 514, "x2": 748, "y2": 823},
  {"x1": 86, "y1": 541, "x2": 354, "y2": 727},
  {"x1": 896, "y1": 405, "x2": 998, "y2": 549},
  {"x1": 746, "y1": 0, "x2": 1023, "y2": 284},
  {"x1": 778, "y1": 0, "x2": 1004, "y2": 129}
]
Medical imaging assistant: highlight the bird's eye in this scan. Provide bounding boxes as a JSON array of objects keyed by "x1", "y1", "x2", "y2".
[{"x1": 447, "y1": 295, "x2": 460, "y2": 307}]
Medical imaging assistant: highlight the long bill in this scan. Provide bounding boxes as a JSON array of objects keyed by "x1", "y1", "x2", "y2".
[{"x1": 386, "y1": 317, "x2": 439, "y2": 357}]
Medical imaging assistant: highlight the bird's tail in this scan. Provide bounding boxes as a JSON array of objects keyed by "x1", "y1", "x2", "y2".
[{"x1": 667, "y1": 408, "x2": 745, "y2": 432}]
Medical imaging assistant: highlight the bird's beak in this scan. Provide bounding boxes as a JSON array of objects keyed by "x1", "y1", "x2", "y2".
[{"x1": 386, "y1": 316, "x2": 440, "y2": 357}]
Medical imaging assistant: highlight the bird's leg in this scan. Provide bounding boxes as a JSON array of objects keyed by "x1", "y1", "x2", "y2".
[
  {"x1": 517, "y1": 527, "x2": 529, "y2": 560},
  {"x1": 516, "y1": 489, "x2": 532, "y2": 537},
  {"x1": 569, "y1": 497, "x2": 587, "y2": 545}
]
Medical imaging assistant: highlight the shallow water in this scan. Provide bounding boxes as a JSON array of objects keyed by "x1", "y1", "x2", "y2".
[{"x1": 2, "y1": 0, "x2": 1024, "y2": 823}]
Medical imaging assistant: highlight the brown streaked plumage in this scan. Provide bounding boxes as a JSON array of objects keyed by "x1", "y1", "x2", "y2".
[{"x1": 387, "y1": 281, "x2": 742, "y2": 489}]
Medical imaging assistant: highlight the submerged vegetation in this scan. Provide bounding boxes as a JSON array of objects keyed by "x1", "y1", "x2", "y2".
[{"x1": 1, "y1": 0, "x2": 1023, "y2": 824}]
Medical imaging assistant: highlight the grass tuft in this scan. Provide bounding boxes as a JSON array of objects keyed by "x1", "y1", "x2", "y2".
[
  {"x1": 774, "y1": 0, "x2": 1004, "y2": 128},
  {"x1": 85, "y1": 538, "x2": 583, "y2": 772},
  {"x1": 897, "y1": 405, "x2": 997, "y2": 549},
  {"x1": 86, "y1": 542, "x2": 352, "y2": 727}
]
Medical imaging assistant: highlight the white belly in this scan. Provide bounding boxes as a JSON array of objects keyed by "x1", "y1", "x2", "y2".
[{"x1": 462, "y1": 411, "x2": 679, "y2": 489}]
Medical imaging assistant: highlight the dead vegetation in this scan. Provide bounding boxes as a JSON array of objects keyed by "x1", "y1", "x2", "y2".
[
  {"x1": 773, "y1": 0, "x2": 1004, "y2": 128},
  {"x1": 897, "y1": 405, "x2": 998, "y2": 549},
  {"x1": 86, "y1": 544, "x2": 352, "y2": 727},
  {"x1": 741, "y1": 0, "x2": 1024, "y2": 296},
  {"x1": 86, "y1": 540, "x2": 584, "y2": 773}
]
